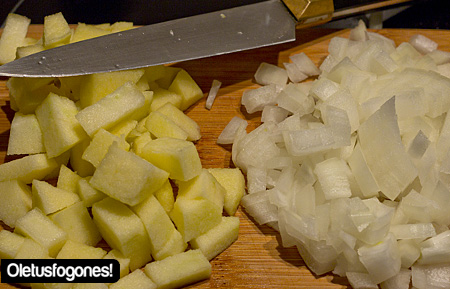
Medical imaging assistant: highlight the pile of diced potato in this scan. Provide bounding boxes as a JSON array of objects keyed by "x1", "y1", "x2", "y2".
[{"x1": 0, "y1": 12, "x2": 245, "y2": 289}]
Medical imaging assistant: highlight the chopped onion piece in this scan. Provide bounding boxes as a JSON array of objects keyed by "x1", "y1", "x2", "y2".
[
  {"x1": 217, "y1": 116, "x2": 247, "y2": 145},
  {"x1": 246, "y1": 166, "x2": 267, "y2": 194},
  {"x1": 412, "y1": 263, "x2": 450, "y2": 289},
  {"x1": 277, "y1": 83, "x2": 315, "y2": 115},
  {"x1": 261, "y1": 105, "x2": 289, "y2": 123},
  {"x1": 398, "y1": 239, "x2": 421, "y2": 268},
  {"x1": 283, "y1": 62, "x2": 308, "y2": 83},
  {"x1": 290, "y1": 52, "x2": 320, "y2": 76},
  {"x1": 358, "y1": 233, "x2": 401, "y2": 284},
  {"x1": 241, "y1": 84, "x2": 278, "y2": 114},
  {"x1": 241, "y1": 190, "x2": 278, "y2": 225},
  {"x1": 314, "y1": 157, "x2": 351, "y2": 200},
  {"x1": 349, "y1": 20, "x2": 369, "y2": 42},
  {"x1": 390, "y1": 223, "x2": 436, "y2": 240},
  {"x1": 418, "y1": 230, "x2": 450, "y2": 265},
  {"x1": 409, "y1": 34, "x2": 438, "y2": 54},
  {"x1": 346, "y1": 272, "x2": 378, "y2": 289},
  {"x1": 427, "y1": 49, "x2": 450, "y2": 65},
  {"x1": 310, "y1": 77, "x2": 339, "y2": 101},
  {"x1": 254, "y1": 62, "x2": 288, "y2": 86},
  {"x1": 380, "y1": 268, "x2": 411, "y2": 289},
  {"x1": 205, "y1": 79, "x2": 221, "y2": 110}
]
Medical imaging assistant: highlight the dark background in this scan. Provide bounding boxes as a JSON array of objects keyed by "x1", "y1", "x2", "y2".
[{"x1": 1, "y1": 0, "x2": 449, "y2": 29}]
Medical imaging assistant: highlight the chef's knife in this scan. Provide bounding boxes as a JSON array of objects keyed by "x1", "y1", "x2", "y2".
[{"x1": 0, "y1": 0, "x2": 333, "y2": 78}]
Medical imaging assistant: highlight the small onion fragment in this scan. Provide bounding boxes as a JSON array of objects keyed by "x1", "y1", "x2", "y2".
[{"x1": 205, "y1": 79, "x2": 222, "y2": 110}]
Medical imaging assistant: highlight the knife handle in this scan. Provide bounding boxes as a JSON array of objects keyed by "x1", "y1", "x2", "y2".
[{"x1": 282, "y1": 0, "x2": 334, "y2": 28}]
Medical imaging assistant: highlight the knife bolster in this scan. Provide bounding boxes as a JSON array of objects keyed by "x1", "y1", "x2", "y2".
[{"x1": 282, "y1": 0, "x2": 334, "y2": 28}]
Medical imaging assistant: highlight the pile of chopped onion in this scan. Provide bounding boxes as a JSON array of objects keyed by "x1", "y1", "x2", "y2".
[{"x1": 221, "y1": 20, "x2": 450, "y2": 288}]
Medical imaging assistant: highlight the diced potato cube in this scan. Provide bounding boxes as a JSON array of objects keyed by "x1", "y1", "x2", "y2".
[
  {"x1": 169, "y1": 198, "x2": 222, "y2": 242},
  {"x1": 82, "y1": 128, "x2": 130, "y2": 167},
  {"x1": 0, "y1": 13, "x2": 30, "y2": 64},
  {"x1": 6, "y1": 77, "x2": 55, "y2": 113},
  {"x1": 0, "y1": 153, "x2": 58, "y2": 183},
  {"x1": 14, "y1": 237, "x2": 50, "y2": 259},
  {"x1": 130, "y1": 90, "x2": 154, "y2": 122},
  {"x1": 154, "y1": 66, "x2": 182, "y2": 89},
  {"x1": 103, "y1": 249, "x2": 130, "y2": 278},
  {"x1": 110, "y1": 269, "x2": 156, "y2": 289},
  {"x1": 154, "y1": 179, "x2": 174, "y2": 213},
  {"x1": 78, "y1": 69, "x2": 144, "y2": 108},
  {"x1": 43, "y1": 12, "x2": 71, "y2": 49},
  {"x1": 145, "y1": 111, "x2": 189, "y2": 140},
  {"x1": 144, "y1": 249, "x2": 211, "y2": 289},
  {"x1": 56, "y1": 164, "x2": 82, "y2": 194},
  {"x1": 7, "y1": 112, "x2": 45, "y2": 155},
  {"x1": 35, "y1": 92, "x2": 87, "y2": 158},
  {"x1": 109, "y1": 119, "x2": 138, "y2": 139},
  {"x1": 77, "y1": 177, "x2": 106, "y2": 207},
  {"x1": 49, "y1": 201, "x2": 101, "y2": 246},
  {"x1": 143, "y1": 65, "x2": 167, "y2": 82},
  {"x1": 70, "y1": 23, "x2": 109, "y2": 43},
  {"x1": 152, "y1": 229, "x2": 187, "y2": 261},
  {"x1": 15, "y1": 43, "x2": 44, "y2": 59},
  {"x1": 90, "y1": 143, "x2": 169, "y2": 206},
  {"x1": 58, "y1": 75, "x2": 83, "y2": 101},
  {"x1": 131, "y1": 132, "x2": 153, "y2": 156},
  {"x1": 110, "y1": 21, "x2": 134, "y2": 33},
  {"x1": 0, "y1": 230, "x2": 26, "y2": 259},
  {"x1": 190, "y1": 216, "x2": 240, "y2": 260},
  {"x1": 69, "y1": 139, "x2": 95, "y2": 177},
  {"x1": 46, "y1": 150, "x2": 71, "y2": 180},
  {"x1": 168, "y1": 69, "x2": 204, "y2": 111},
  {"x1": 32, "y1": 179, "x2": 80, "y2": 215},
  {"x1": 135, "y1": 76, "x2": 150, "y2": 92},
  {"x1": 40, "y1": 283, "x2": 73, "y2": 289},
  {"x1": 177, "y1": 169, "x2": 225, "y2": 209},
  {"x1": 139, "y1": 137, "x2": 202, "y2": 181},
  {"x1": 208, "y1": 168, "x2": 245, "y2": 216},
  {"x1": 14, "y1": 208, "x2": 67, "y2": 257},
  {"x1": 56, "y1": 239, "x2": 107, "y2": 259},
  {"x1": 92, "y1": 197, "x2": 152, "y2": 270},
  {"x1": 76, "y1": 82, "x2": 146, "y2": 136},
  {"x1": 72, "y1": 283, "x2": 108, "y2": 289},
  {"x1": 150, "y1": 88, "x2": 183, "y2": 111},
  {"x1": 132, "y1": 195, "x2": 184, "y2": 259},
  {"x1": 0, "y1": 179, "x2": 32, "y2": 227},
  {"x1": 156, "y1": 102, "x2": 201, "y2": 141}
]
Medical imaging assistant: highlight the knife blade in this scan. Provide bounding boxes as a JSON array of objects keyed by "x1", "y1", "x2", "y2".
[{"x1": 0, "y1": 0, "x2": 332, "y2": 78}]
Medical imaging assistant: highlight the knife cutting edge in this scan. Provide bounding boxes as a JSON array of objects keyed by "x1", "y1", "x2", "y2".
[{"x1": 0, "y1": 0, "x2": 333, "y2": 78}]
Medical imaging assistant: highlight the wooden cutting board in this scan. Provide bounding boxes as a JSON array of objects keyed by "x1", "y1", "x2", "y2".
[{"x1": 2, "y1": 26, "x2": 450, "y2": 289}]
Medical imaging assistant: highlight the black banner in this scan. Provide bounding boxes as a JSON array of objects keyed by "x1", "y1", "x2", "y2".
[{"x1": 1, "y1": 259, "x2": 120, "y2": 284}]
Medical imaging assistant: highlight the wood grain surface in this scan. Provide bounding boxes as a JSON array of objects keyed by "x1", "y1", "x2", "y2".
[{"x1": 2, "y1": 25, "x2": 450, "y2": 289}]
